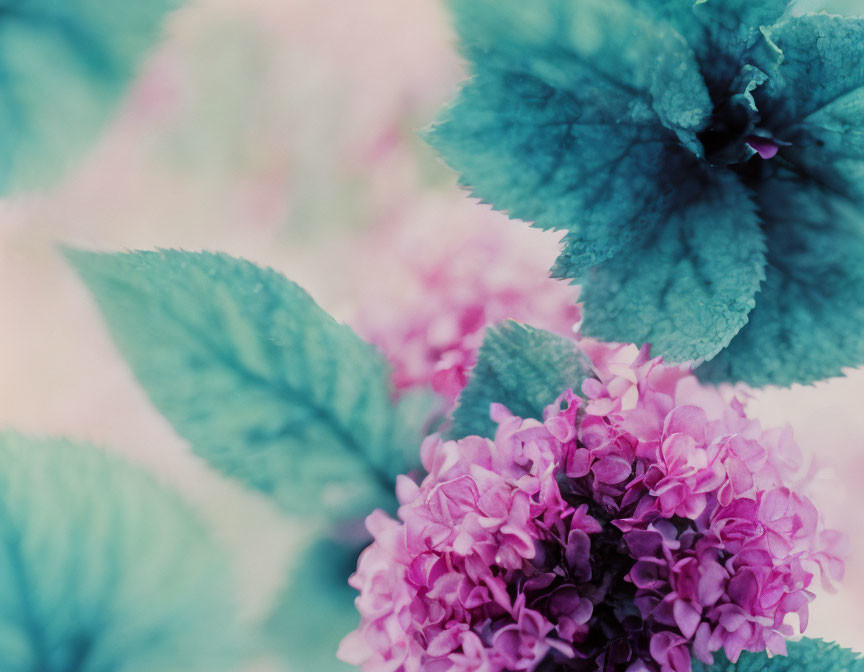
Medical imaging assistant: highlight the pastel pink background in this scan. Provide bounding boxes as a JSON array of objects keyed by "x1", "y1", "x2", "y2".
[{"x1": 0, "y1": 0, "x2": 861, "y2": 667}]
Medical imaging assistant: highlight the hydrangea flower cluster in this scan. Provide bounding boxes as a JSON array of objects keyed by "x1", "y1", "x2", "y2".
[
  {"x1": 339, "y1": 347, "x2": 845, "y2": 672},
  {"x1": 354, "y1": 207, "x2": 581, "y2": 401}
]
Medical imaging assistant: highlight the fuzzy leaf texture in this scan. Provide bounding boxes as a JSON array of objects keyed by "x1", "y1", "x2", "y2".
[
  {"x1": 68, "y1": 249, "x2": 430, "y2": 521},
  {"x1": 429, "y1": 0, "x2": 864, "y2": 385},
  {"x1": 264, "y1": 537, "x2": 361, "y2": 672},
  {"x1": 453, "y1": 321, "x2": 593, "y2": 438},
  {"x1": 692, "y1": 638, "x2": 864, "y2": 672},
  {"x1": 0, "y1": 0, "x2": 181, "y2": 193},
  {"x1": 0, "y1": 433, "x2": 240, "y2": 672}
]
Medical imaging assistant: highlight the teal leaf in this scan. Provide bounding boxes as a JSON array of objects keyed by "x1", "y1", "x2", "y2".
[
  {"x1": 697, "y1": 173, "x2": 864, "y2": 386},
  {"x1": 0, "y1": 0, "x2": 181, "y2": 192},
  {"x1": 793, "y1": 0, "x2": 864, "y2": 14},
  {"x1": 580, "y1": 172, "x2": 766, "y2": 363},
  {"x1": 453, "y1": 321, "x2": 593, "y2": 439},
  {"x1": 691, "y1": 638, "x2": 864, "y2": 671},
  {"x1": 67, "y1": 249, "x2": 430, "y2": 521},
  {"x1": 0, "y1": 432, "x2": 241, "y2": 672},
  {"x1": 427, "y1": 0, "x2": 712, "y2": 271},
  {"x1": 264, "y1": 537, "x2": 360, "y2": 672},
  {"x1": 642, "y1": 0, "x2": 790, "y2": 77},
  {"x1": 758, "y1": 14, "x2": 864, "y2": 203}
]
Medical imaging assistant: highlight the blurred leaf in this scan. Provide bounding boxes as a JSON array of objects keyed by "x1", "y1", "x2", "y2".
[
  {"x1": 692, "y1": 638, "x2": 864, "y2": 671},
  {"x1": 453, "y1": 321, "x2": 592, "y2": 438},
  {"x1": 0, "y1": 432, "x2": 241, "y2": 672},
  {"x1": 68, "y1": 249, "x2": 431, "y2": 521},
  {"x1": 0, "y1": 0, "x2": 182, "y2": 192},
  {"x1": 264, "y1": 537, "x2": 360, "y2": 672}
]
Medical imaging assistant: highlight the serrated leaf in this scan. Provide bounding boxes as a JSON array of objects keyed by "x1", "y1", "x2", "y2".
[
  {"x1": 579, "y1": 172, "x2": 766, "y2": 363},
  {"x1": 697, "y1": 173, "x2": 864, "y2": 385},
  {"x1": 0, "y1": 0, "x2": 181, "y2": 192},
  {"x1": 0, "y1": 433, "x2": 240, "y2": 672},
  {"x1": 692, "y1": 638, "x2": 864, "y2": 672},
  {"x1": 264, "y1": 537, "x2": 360, "y2": 672},
  {"x1": 758, "y1": 14, "x2": 864, "y2": 203},
  {"x1": 427, "y1": 0, "x2": 712, "y2": 271},
  {"x1": 68, "y1": 249, "x2": 429, "y2": 521},
  {"x1": 453, "y1": 321, "x2": 592, "y2": 438}
]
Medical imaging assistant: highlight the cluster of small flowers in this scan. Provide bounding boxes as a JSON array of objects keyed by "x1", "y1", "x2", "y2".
[
  {"x1": 339, "y1": 346, "x2": 845, "y2": 672},
  {"x1": 353, "y1": 208, "x2": 581, "y2": 401}
]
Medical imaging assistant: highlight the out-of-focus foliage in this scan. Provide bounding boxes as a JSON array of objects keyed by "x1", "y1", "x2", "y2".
[{"x1": 0, "y1": 432, "x2": 241, "y2": 672}]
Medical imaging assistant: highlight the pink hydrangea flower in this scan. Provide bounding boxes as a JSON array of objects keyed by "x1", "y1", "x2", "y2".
[
  {"x1": 339, "y1": 347, "x2": 845, "y2": 672},
  {"x1": 353, "y1": 202, "x2": 581, "y2": 402}
]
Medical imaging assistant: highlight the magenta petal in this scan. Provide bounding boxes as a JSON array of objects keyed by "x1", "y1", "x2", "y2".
[
  {"x1": 592, "y1": 455, "x2": 632, "y2": 484},
  {"x1": 673, "y1": 600, "x2": 701, "y2": 639},
  {"x1": 746, "y1": 135, "x2": 780, "y2": 159}
]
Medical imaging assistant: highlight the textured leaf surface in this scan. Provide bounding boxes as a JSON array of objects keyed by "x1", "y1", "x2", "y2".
[
  {"x1": 697, "y1": 174, "x2": 864, "y2": 386},
  {"x1": 0, "y1": 0, "x2": 180, "y2": 192},
  {"x1": 428, "y1": 0, "x2": 711, "y2": 271},
  {"x1": 692, "y1": 638, "x2": 864, "y2": 671},
  {"x1": 0, "y1": 433, "x2": 240, "y2": 672},
  {"x1": 69, "y1": 249, "x2": 428, "y2": 521},
  {"x1": 580, "y1": 172, "x2": 766, "y2": 363},
  {"x1": 759, "y1": 14, "x2": 864, "y2": 202},
  {"x1": 793, "y1": 0, "x2": 864, "y2": 14},
  {"x1": 641, "y1": 0, "x2": 790, "y2": 78},
  {"x1": 453, "y1": 321, "x2": 592, "y2": 439},
  {"x1": 264, "y1": 537, "x2": 360, "y2": 672}
]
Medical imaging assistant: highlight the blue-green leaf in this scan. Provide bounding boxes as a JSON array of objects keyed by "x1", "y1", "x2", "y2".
[
  {"x1": 641, "y1": 0, "x2": 790, "y2": 78},
  {"x1": 0, "y1": 432, "x2": 241, "y2": 672},
  {"x1": 453, "y1": 321, "x2": 592, "y2": 439},
  {"x1": 427, "y1": 0, "x2": 712, "y2": 271},
  {"x1": 793, "y1": 0, "x2": 864, "y2": 14},
  {"x1": 0, "y1": 0, "x2": 181, "y2": 192},
  {"x1": 580, "y1": 172, "x2": 766, "y2": 363},
  {"x1": 692, "y1": 638, "x2": 864, "y2": 671},
  {"x1": 758, "y1": 14, "x2": 864, "y2": 203},
  {"x1": 697, "y1": 173, "x2": 864, "y2": 386},
  {"x1": 67, "y1": 249, "x2": 429, "y2": 521},
  {"x1": 264, "y1": 537, "x2": 360, "y2": 672}
]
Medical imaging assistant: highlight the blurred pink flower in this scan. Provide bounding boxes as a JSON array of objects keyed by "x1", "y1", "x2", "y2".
[{"x1": 352, "y1": 198, "x2": 581, "y2": 401}]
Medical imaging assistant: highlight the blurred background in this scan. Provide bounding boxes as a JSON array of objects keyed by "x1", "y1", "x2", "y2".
[{"x1": 0, "y1": 0, "x2": 862, "y2": 668}]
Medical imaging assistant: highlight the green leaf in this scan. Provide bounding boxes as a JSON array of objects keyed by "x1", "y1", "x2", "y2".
[
  {"x1": 641, "y1": 0, "x2": 790, "y2": 80},
  {"x1": 0, "y1": 0, "x2": 181, "y2": 192},
  {"x1": 0, "y1": 432, "x2": 241, "y2": 672},
  {"x1": 697, "y1": 173, "x2": 864, "y2": 386},
  {"x1": 427, "y1": 0, "x2": 712, "y2": 271},
  {"x1": 580, "y1": 171, "x2": 766, "y2": 363},
  {"x1": 67, "y1": 249, "x2": 429, "y2": 521},
  {"x1": 453, "y1": 321, "x2": 593, "y2": 439},
  {"x1": 264, "y1": 537, "x2": 360, "y2": 672},
  {"x1": 692, "y1": 638, "x2": 864, "y2": 671},
  {"x1": 758, "y1": 14, "x2": 864, "y2": 204},
  {"x1": 793, "y1": 0, "x2": 864, "y2": 14}
]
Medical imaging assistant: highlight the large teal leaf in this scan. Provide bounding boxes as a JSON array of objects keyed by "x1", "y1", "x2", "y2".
[
  {"x1": 580, "y1": 172, "x2": 766, "y2": 363},
  {"x1": 453, "y1": 321, "x2": 593, "y2": 439},
  {"x1": 581, "y1": 174, "x2": 765, "y2": 362},
  {"x1": 0, "y1": 433, "x2": 241, "y2": 672},
  {"x1": 697, "y1": 173, "x2": 864, "y2": 386},
  {"x1": 264, "y1": 537, "x2": 360, "y2": 672},
  {"x1": 639, "y1": 0, "x2": 790, "y2": 80},
  {"x1": 756, "y1": 15, "x2": 864, "y2": 204},
  {"x1": 692, "y1": 638, "x2": 864, "y2": 671},
  {"x1": 0, "y1": 0, "x2": 181, "y2": 192},
  {"x1": 427, "y1": 0, "x2": 712, "y2": 272},
  {"x1": 68, "y1": 249, "x2": 430, "y2": 521}
]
